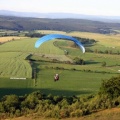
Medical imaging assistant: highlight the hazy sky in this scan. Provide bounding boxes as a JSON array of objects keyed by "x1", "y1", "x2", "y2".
[{"x1": 0, "y1": 0, "x2": 120, "y2": 16}]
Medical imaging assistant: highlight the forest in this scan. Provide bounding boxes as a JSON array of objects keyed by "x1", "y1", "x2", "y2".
[{"x1": 0, "y1": 15, "x2": 120, "y2": 34}]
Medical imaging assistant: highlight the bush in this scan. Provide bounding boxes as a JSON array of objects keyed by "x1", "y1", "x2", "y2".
[
  {"x1": 70, "y1": 109, "x2": 83, "y2": 117},
  {"x1": 99, "y1": 76, "x2": 120, "y2": 99},
  {"x1": 113, "y1": 96, "x2": 120, "y2": 107},
  {"x1": 1, "y1": 95, "x2": 19, "y2": 113},
  {"x1": 101, "y1": 61, "x2": 106, "y2": 67},
  {"x1": 73, "y1": 57, "x2": 85, "y2": 65},
  {"x1": 60, "y1": 109, "x2": 70, "y2": 118},
  {"x1": 15, "y1": 109, "x2": 21, "y2": 117}
]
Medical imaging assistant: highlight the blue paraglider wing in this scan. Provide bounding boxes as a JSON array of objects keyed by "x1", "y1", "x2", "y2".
[{"x1": 35, "y1": 34, "x2": 85, "y2": 53}]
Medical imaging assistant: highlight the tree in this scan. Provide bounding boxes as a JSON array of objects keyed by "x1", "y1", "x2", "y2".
[
  {"x1": 99, "y1": 76, "x2": 120, "y2": 99},
  {"x1": 2, "y1": 95, "x2": 19, "y2": 113},
  {"x1": 101, "y1": 61, "x2": 106, "y2": 67},
  {"x1": 73, "y1": 57, "x2": 85, "y2": 65},
  {"x1": 21, "y1": 91, "x2": 43, "y2": 109}
]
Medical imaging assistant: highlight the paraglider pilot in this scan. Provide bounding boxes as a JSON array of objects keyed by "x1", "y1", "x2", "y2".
[{"x1": 54, "y1": 74, "x2": 59, "y2": 81}]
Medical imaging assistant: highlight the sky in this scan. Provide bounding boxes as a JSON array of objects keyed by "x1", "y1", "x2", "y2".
[{"x1": 0, "y1": 0, "x2": 120, "y2": 16}]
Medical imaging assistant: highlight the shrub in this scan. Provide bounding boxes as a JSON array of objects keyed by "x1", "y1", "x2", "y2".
[
  {"x1": 60, "y1": 109, "x2": 70, "y2": 118},
  {"x1": 101, "y1": 61, "x2": 106, "y2": 67},
  {"x1": 70, "y1": 109, "x2": 83, "y2": 117},
  {"x1": 1, "y1": 95, "x2": 19, "y2": 113},
  {"x1": 73, "y1": 57, "x2": 85, "y2": 65},
  {"x1": 99, "y1": 76, "x2": 120, "y2": 99},
  {"x1": 15, "y1": 109, "x2": 21, "y2": 117}
]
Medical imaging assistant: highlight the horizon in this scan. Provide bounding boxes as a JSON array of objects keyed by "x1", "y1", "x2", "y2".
[
  {"x1": 0, "y1": 0, "x2": 120, "y2": 16},
  {"x1": 1, "y1": 10, "x2": 120, "y2": 18}
]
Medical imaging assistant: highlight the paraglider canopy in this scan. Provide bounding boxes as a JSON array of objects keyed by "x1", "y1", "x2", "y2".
[{"x1": 35, "y1": 34, "x2": 85, "y2": 53}]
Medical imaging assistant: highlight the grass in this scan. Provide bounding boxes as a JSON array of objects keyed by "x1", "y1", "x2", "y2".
[
  {"x1": 0, "y1": 36, "x2": 27, "y2": 43},
  {"x1": 0, "y1": 67, "x2": 117, "y2": 98},
  {"x1": 0, "y1": 77, "x2": 34, "y2": 97},
  {"x1": 68, "y1": 31, "x2": 120, "y2": 47},
  {"x1": 0, "y1": 38, "x2": 64, "y2": 54},
  {"x1": 35, "y1": 68, "x2": 117, "y2": 96},
  {"x1": 36, "y1": 30, "x2": 120, "y2": 47},
  {"x1": 0, "y1": 30, "x2": 120, "y2": 97},
  {"x1": 0, "y1": 52, "x2": 32, "y2": 78},
  {"x1": 35, "y1": 30, "x2": 66, "y2": 35}
]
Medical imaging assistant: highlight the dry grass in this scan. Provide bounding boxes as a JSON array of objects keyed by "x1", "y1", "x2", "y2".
[
  {"x1": 34, "y1": 30, "x2": 120, "y2": 47},
  {"x1": 0, "y1": 36, "x2": 27, "y2": 43},
  {"x1": 68, "y1": 32, "x2": 120, "y2": 47},
  {"x1": 36, "y1": 30, "x2": 66, "y2": 35},
  {"x1": 6, "y1": 108, "x2": 120, "y2": 120}
]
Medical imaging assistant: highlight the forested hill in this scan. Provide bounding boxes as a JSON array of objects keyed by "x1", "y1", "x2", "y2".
[{"x1": 0, "y1": 15, "x2": 120, "y2": 34}]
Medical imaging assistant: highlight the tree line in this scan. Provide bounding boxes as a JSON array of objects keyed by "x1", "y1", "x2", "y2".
[
  {"x1": 0, "y1": 16, "x2": 119, "y2": 34},
  {"x1": 86, "y1": 48, "x2": 120, "y2": 55}
]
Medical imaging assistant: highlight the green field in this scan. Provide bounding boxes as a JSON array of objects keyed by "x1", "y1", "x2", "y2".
[
  {"x1": 0, "y1": 31, "x2": 120, "y2": 97},
  {"x1": 0, "y1": 52, "x2": 32, "y2": 78}
]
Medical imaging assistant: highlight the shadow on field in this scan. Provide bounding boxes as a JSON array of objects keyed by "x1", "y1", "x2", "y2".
[
  {"x1": 85, "y1": 60, "x2": 100, "y2": 65},
  {"x1": 0, "y1": 88, "x2": 92, "y2": 98}
]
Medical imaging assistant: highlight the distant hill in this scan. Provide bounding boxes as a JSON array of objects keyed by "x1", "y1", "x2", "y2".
[
  {"x1": 0, "y1": 15, "x2": 120, "y2": 34},
  {"x1": 1, "y1": 10, "x2": 120, "y2": 23}
]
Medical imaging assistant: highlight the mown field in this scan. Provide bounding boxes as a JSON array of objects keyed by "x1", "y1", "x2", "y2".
[
  {"x1": 0, "y1": 36, "x2": 27, "y2": 43},
  {"x1": 0, "y1": 31, "x2": 120, "y2": 97},
  {"x1": 0, "y1": 52, "x2": 32, "y2": 78}
]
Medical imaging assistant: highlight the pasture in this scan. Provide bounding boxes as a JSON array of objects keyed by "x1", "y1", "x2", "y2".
[
  {"x1": 34, "y1": 65, "x2": 118, "y2": 96},
  {"x1": 0, "y1": 52, "x2": 32, "y2": 78},
  {"x1": 0, "y1": 31, "x2": 120, "y2": 97}
]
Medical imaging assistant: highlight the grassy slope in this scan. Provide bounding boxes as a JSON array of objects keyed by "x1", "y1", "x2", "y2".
[{"x1": 0, "y1": 31, "x2": 120, "y2": 97}]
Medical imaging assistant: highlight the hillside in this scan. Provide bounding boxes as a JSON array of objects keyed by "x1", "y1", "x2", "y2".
[
  {"x1": 1, "y1": 10, "x2": 120, "y2": 23},
  {"x1": 7, "y1": 108, "x2": 120, "y2": 120},
  {"x1": 0, "y1": 15, "x2": 120, "y2": 34}
]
